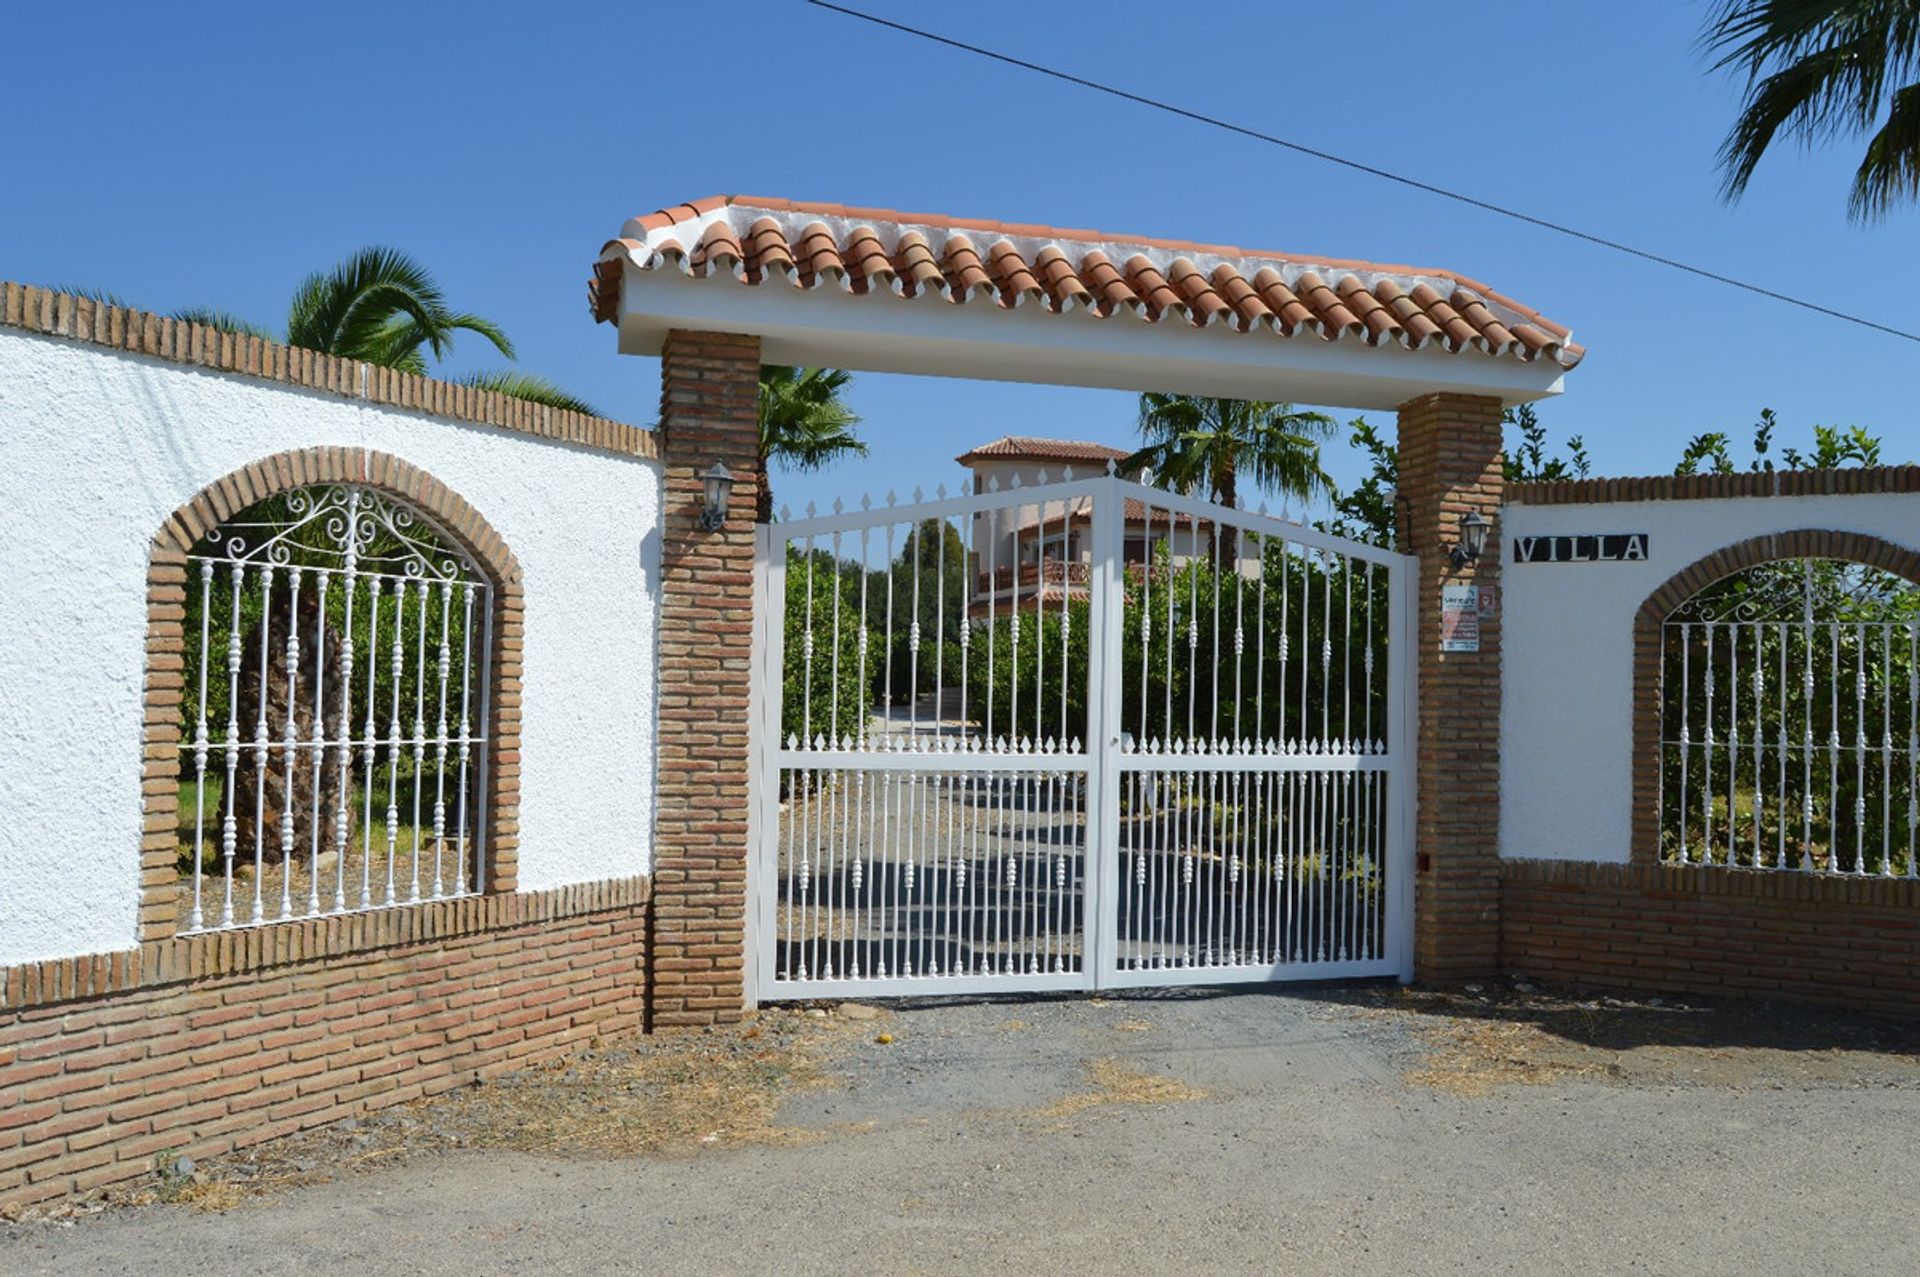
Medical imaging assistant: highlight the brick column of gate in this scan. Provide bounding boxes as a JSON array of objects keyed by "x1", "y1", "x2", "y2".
[
  {"x1": 651, "y1": 329, "x2": 763, "y2": 1027},
  {"x1": 1396, "y1": 391, "x2": 1504, "y2": 981}
]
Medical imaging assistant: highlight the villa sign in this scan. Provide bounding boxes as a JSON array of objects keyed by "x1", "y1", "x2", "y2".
[{"x1": 1511, "y1": 533, "x2": 1649, "y2": 564}]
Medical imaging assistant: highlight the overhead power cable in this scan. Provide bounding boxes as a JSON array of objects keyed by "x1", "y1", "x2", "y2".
[{"x1": 807, "y1": 0, "x2": 1920, "y2": 346}]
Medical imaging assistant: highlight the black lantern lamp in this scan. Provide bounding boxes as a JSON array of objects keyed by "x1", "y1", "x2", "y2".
[
  {"x1": 1449, "y1": 509, "x2": 1490, "y2": 568},
  {"x1": 698, "y1": 461, "x2": 735, "y2": 531}
]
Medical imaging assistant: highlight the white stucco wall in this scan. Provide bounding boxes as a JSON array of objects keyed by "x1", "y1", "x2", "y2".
[
  {"x1": 0, "y1": 329, "x2": 662, "y2": 964},
  {"x1": 1500, "y1": 490, "x2": 1920, "y2": 863}
]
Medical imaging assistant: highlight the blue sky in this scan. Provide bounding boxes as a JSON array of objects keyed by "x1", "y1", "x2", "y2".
[{"x1": 6, "y1": 1, "x2": 1914, "y2": 517}]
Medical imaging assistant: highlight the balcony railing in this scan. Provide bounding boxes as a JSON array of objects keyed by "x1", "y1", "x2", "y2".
[{"x1": 976, "y1": 561, "x2": 1091, "y2": 594}]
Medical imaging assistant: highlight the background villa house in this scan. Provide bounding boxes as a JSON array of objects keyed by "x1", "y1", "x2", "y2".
[{"x1": 956, "y1": 435, "x2": 1237, "y2": 617}]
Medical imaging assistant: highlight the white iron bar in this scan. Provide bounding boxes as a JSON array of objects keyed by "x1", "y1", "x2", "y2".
[
  {"x1": 1032, "y1": 504, "x2": 1046, "y2": 750},
  {"x1": 1804, "y1": 620, "x2": 1816, "y2": 869},
  {"x1": 189, "y1": 562, "x2": 213, "y2": 931},
  {"x1": 360, "y1": 576, "x2": 382, "y2": 906},
  {"x1": 280, "y1": 568, "x2": 302, "y2": 920},
  {"x1": 829, "y1": 531, "x2": 844, "y2": 755},
  {"x1": 310, "y1": 571, "x2": 331, "y2": 912},
  {"x1": 933, "y1": 521, "x2": 946, "y2": 753},
  {"x1": 908, "y1": 522, "x2": 923, "y2": 740},
  {"x1": 1233, "y1": 525, "x2": 1247, "y2": 746},
  {"x1": 221, "y1": 564, "x2": 243, "y2": 929},
  {"x1": 432, "y1": 583, "x2": 449, "y2": 902},
  {"x1": 1726, "y1": 616, "x2": 1738, "y2": 867},
  {"x1": 1883, "y1": 625, "x2": 1894, "y2": 876},
  {"x1": 1777, "y1": 622, "x2": 1789, "y2": 870},
  {"x1": 1855, "y1": 622, "x2": 1868, "y2": 874},
  {"x1": 385, "y1": 579, "x2": 404, "y2": 906},
  {"x1": 1829, "y1": 624, "x2": 1840, "y2": 871}
]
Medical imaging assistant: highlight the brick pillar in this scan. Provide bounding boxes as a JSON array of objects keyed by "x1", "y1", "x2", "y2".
[
  {"x1": 650, "y1": 330, "x2": 762, "y2": 1027},
  {"x1": 1396, "y1": 392, "x2": 1504, "y2": 981}
]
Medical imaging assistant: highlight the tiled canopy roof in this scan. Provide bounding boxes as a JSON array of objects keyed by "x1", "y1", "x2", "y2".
[
  {"x1": 594, "y1": 196, "x2": 1583, "y2": 369},
  {"x1": 956, "y1": 435, "x2": 1131, "y2": 466}
]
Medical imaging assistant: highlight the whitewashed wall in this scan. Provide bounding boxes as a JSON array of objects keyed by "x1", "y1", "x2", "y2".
[
  {"x1": 0, "y1": 329, "x2": 662, "y2": 964},
  {"x1": 1500, "y1": 490, "x2": 1920, "y2": 863}
]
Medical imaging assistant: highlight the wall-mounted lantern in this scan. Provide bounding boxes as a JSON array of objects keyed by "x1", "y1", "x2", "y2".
[
  {"x1": 1449, "y1": 509, "x2": 1490, "y2": 568},
  {"x1": 698, "y1": 461, "x2": 735, "y2": 532}
]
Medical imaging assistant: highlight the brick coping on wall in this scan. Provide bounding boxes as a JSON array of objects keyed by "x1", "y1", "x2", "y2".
[
  {"x1": 1509, "y1": 465, "x2": 1920, "y2": 506},
  {"x1": 2, "y1": 878, "x2": 650, "y2": 1012},
  {"x1": 1502, "y1": 856, "x2": 1920, "y2": 907},
  {"x1": 1, "y1": 282, "x2": 659, "y2": 463}
]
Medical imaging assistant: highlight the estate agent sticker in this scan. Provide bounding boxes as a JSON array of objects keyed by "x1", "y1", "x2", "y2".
[{"x1": 1440, "y1": 584, "x2": 1480, "y2": 652}]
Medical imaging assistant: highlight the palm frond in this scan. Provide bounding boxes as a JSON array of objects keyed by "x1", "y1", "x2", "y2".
[
  {"x1": 1853, "y1": 80, "x2": 1920, "y2": 216},
  {"x1": 458, "y1": 371, "x2": 601, "y2": 416},
  {"x1": 440, "y1": 312, "x2": 515, "y2": 361},
  {"x1": 37, "y1": 285, "x2": 135, "y2": 308},
  {"x1": 171, "y1": 307, "x2": 278, "y2": 340},
  {"x1": 1704, "y1": 0, "x2": 1920, "y2": 217},
  {"x1": 759, "y1": 365, "x2": 865, "y2": 470},
  {"x1": 285, "y1": 247, "x2": 449, "y2": 361}
]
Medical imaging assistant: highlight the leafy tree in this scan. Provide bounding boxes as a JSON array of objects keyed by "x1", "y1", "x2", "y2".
[
  {"x1": 758, "y1": 365, "x2": 867, "y2": 522},
  {"x1": 1326, "y1": 418, "x2": 1398, "y2": 547},
  {"x1": 1122, "y1": 394, "x2": 1337, "y2": 511},
  {"x1": 783, "y1": 547, "x2": 868, "y2": 748},
  {"x1": 965, "y1": 601, "x2": 1091, "y2": 749},
  {"x1": 1503, "y1": 403, "x2": 1591, "y2": 482},
  {"x1": 1322, "y1": 406, "x2": 1588, "y2": 548},
  {"x1": 1677, "y1": 409, "x2": 1887, "y2": 473},
  {"x1": 1704, "y1": 0, "x2": 1920, "y2": 220},
  {"x1": 864, "y1": 519, "x2": 967, "y2": 707}
]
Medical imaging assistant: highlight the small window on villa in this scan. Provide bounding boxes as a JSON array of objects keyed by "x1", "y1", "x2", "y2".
[{"x1": 175, "y1": 484, "x2": 493, "y2": 932}]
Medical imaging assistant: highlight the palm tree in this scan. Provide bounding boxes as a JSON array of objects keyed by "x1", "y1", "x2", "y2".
[
  {"x1": 283, "y1": 247, "x2": 514, "y2": 373},
  {"x1": 757, "y1": 365, "x2": 867, "y2": 521},
  {"x1": 1705, "y1": 0, "x2": 1920, "y2": 220},
  {"x1": 53, "y1": 247, "x2": 598, "y2": 413},
  {"x1": 1122, "y1": 393, "x2": 1336, "y2": 512}
]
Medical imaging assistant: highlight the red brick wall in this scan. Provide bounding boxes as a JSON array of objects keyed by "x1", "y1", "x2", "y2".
[
  {"x1": 1397, "y1": 392, "x2": 1505, "y2": 980},
  {"x1": 0, "y1": 880, "x2": 648, "y2": 1208},
  {"x1": 649, "y1": 330, "x2": 762, "y2": 1027},
  {"x1": 1501, "y1": 860, "x2": 1920, "y2": 1016}
]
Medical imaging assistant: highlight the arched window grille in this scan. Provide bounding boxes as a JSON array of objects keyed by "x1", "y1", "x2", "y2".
[
  {"x1": 1660, "y1": 558, "x2": 1920, "y2": 875},
  {"x1": 177, "y1": 485, "x2": 493, "y2": 932}
]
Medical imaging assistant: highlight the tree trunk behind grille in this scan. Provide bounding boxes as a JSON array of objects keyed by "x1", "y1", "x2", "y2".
[{"x1": 232, "y1": 584, "x2": 355, "y2": 864}]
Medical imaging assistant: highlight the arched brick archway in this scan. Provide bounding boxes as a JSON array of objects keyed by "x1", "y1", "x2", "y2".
[
  {"x1": 1628, "y1": 529, "x2": 1920, "y2": 865},
  {"x1": 141, "y1": 446, "x2": 524, "y2": 941}
]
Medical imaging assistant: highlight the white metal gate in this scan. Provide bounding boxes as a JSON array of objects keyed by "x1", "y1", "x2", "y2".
[{"x1": 750, "y1": 469, "x2": 1414, "y2": 1000}]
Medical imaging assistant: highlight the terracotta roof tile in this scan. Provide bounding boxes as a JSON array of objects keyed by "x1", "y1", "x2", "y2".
[
  {"x1": 955, "y1": 436, "x2": 1131, "y2": 466},
  {"x1": 595, "y1": 196, "x2": 1582, "y2": 368}
]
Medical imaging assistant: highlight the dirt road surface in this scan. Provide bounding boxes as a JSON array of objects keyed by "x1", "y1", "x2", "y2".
[{"x1": 7, "y1": 982, "x2": 1919, "y2": 1275}]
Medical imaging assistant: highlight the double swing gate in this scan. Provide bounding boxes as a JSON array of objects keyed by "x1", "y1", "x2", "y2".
[{"x1": 751, "y1": 470, "x2": 1414, "y2": 999}]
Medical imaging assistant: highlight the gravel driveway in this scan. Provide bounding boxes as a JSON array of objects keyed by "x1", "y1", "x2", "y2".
[{"x1": 8, "y1": 982, "x2": 1920, "y2": 1275}]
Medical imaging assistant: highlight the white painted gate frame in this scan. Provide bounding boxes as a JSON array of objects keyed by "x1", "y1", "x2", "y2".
[{"x1": 745, "y1": 474, "x2": 1417, "y2": 1003}]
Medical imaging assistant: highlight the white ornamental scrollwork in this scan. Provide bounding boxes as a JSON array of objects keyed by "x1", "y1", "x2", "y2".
[{"x1": 204, "y1": 485, "x2": 474, "y2": 582}]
